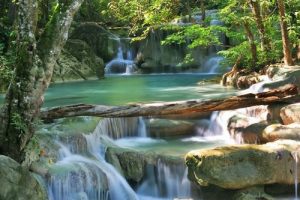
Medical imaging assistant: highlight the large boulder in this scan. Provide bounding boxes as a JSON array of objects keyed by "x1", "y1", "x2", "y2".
[
  {"x1": 0, "y1": 156, "x2": 47, "y2": 200},
  {"x1": 280, "y1": 103, "x2": 300, "y2": 125},
  {"x1": 134, "y1": 27, "x2": 215, "y2": 73},
  {"x1": 262, "y1": 123, "x2": 300, "y2": 142},
  {"x1": 54, "y1": 39, "x2": 104, "y2": 80},
  {"x1": 147, "y1": 119, "x2": 195, "y2": 138},
  {"x1": 236, "y1": 73, "x2": 260, "y2": 89},
  {"x1": 70, "y1": 22, "x2": 119, "y2": 62},
  {"x1": 186, "y1": 140, "x2": 300, "y2": 189},
  {"x1": 106, "y1": 146, "x2": 183, "y2": 182},
  {"x1": 226, "y1": 112, "x2": 269, "y2": 144}
]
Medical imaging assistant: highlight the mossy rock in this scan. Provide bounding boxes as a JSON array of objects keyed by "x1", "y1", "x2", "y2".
[
  {"x1": 54, "y1": 39, "x2": 104, "y2": 81},
  {"x1": 0, "y1": 156, "x2": 47, "y2": 200},
  {"x1": 70, "y1": 22, "x2": 119, "y2": 62},
  {"x1": 186, "y1": 140, "x2": 300, "y2": 189}
]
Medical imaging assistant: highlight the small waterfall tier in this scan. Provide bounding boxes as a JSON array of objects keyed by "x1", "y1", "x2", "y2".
[
  {"x1": 105, "y1": 38, "x2": 136, "y2": 75},
  {"x1": 137, "y1": 160, "x2": 192, "y2": 199},
  {"x1": 93, "y1": 117, "x2": 147, "y2": 139}
]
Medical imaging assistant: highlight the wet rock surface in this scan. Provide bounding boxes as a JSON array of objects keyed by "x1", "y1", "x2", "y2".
[
  {"x1": 147, "y1": 118, "x2": 195, "y2": 138},
  {"x1": 106, "y1": 145, "x2": 183, "y2": 182},
  {"x1": 186, "y1": 140, "x2": 300, "y2": 189},
  {"x1": 280, "y1": 103, "x2": 300, "y2": 125},
  {"x1": 262, "y1": 123, "x2": 300, "y2": 142},
  {"x1": 54, "y1": 39, "x2": 104, "y2": 80},
  {"x1": 0, "y1": 156, "x2": 47, "y2": 200}
]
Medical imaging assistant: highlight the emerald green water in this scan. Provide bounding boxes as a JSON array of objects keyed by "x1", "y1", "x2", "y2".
[{"x1": 44, "y1": 74, "x2": 237, "y2": 107}]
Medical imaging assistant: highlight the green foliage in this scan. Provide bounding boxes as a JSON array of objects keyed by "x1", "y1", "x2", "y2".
[
  {"x1": 11, "y1": 113, "x2": 28, "y2": 134},
  {"x1": 22, "y1": 135, "x2": 41, "y2": 167},
  {"x1": 162, "y1": 25, "x2": 224, "y2": 48},
  {"x1": 0, "y1": 46, "x2": 14, "y2": 92},
  {"x1": 218, "y1": 41, "x2": 252, "y2": 68}
]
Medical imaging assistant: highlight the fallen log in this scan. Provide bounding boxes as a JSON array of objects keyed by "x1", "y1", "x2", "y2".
[{"x1": 40, "y1": 84, "x2": 300, "y2": 120}]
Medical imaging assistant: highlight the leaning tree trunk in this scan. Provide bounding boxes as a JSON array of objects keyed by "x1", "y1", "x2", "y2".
[
  {"x1": 0, "y1": 0, "x2": 84, "y2": 162},
  {"x1": 243, "y1": 21, "x2": 258, "y2": 68},
  {"x1": 297, "y1": 44, "x2": 300, "y2": 61},
  {"x1": 277, "y1": 0, "x2": 293, "y2": 66},
  {"x1": 248, "y1": 0, "x2": 270, "y2": 52}
]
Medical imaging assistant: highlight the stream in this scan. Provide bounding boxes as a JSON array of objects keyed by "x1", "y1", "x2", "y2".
[{"x1": 32, "y1": 73, "x2": 240, "y2": 200}]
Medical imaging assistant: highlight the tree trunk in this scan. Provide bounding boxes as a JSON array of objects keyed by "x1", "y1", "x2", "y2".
[
  {"x1": 40, "y1": 84, "x2": 299, "y2": 120},
  {"x1": 297, "y1": 44, "x2": 300, "y2": 61},
  {"x1": 248, "y1": 0, "x2": 270, "y2": 52},
  {"x1": 243, "y1": 21, "x2": 258, "y2": 68},
  {"x1": 187, "y1": 0, "x2": 192, "y2": 22},
  {"x1": 277, "y1": 0, "x2": 293, "y2": 66},
  {"x1": 200, "y1": 0, "x2": 205, "y2": 21},
  {"x1": 0, "y1": 0, "x2": 84, "y2": 162}
]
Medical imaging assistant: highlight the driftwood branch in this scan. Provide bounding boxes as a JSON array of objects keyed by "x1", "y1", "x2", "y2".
[{"x1": 40, "y1": 84, "x2": 300, "y2": 120}]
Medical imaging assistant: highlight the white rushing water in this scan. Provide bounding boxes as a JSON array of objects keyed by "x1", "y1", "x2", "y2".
[
  {"x1": 105, "y1": 38, "x2": 135, "y2": 75},
  {"x1": 92, "y1": 117, "x2": 147, "y2": 139},
  {"x1": 294, "y1": 152, "x2": 299, "y2": 200},
  {"x1": 47, "y1": 117, "x2": 150, "y2": 200},
  {"x1": 46, "y1": 116, "x2": 201, "y2": 200},
  {"x1": 204, "y1": 56, "x2": 223, "y2": 74},
  {"x1": 137, "y1": 160, "x2": 192, "y2": 200},
  {"x1": 48, "y1": 141, "x2": 138, "y2": 200}
]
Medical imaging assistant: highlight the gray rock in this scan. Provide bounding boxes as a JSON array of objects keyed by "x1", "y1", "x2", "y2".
[
  {"x1": 54, "y1": 39, "x2": 104, "y2": 81},
  {"x1": 262, "y1": 123, "x2": 300, "y2": 141},
  {"x1": 233, "y1": 187, "x2": 273, "y2": 200},
  {"x1": 106, "y1": 146, "x2": 183, "y2": 182},
  {"x1": 70, "y1": 22, "x2": 119, "y2": 62},
  {"x1": 280, "y1": 103, "x2": 300, "y2": 125},
  {"x1": 147, "y1": 119, "x2": 195, "y2": 138},
  {"x1": 0, "y1": 155, "x2": 47, "y2": 200},
  {"x1": 186, "y1": 140, "x2": 300, "y2": 189}
]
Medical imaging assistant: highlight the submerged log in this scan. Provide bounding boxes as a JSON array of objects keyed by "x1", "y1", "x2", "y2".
[{"x1": 40, "y1": 84, "x2": 300, "y2": 120}]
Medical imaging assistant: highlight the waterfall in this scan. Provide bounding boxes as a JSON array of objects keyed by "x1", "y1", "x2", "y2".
[
  {"x1": 47, "y1": 133, "x2": 139, "y2": 200},
  {"x1": 204, "y1": 56, "x2": 223, "y2": 73},
  {"x1": 197, "y1": 106, "x2": 268, "y2": 144},
  {"x1": 138, "y1": 117, "x2": 148, "y2": 137},
  {"x1": 137, "y1": 160, "x2": 192, "y2": 199},
  {"x1": 196, "y1": 111, "x2": 231, "y2": 137},
  {"x1": 47, "y1": 117, "x2": 148, "y2": 200},
  {"x1": 93, "y1": 117, "x2": 147, "y2": 139},
  {"x1": 239, "y1": 75, "x2": 272, "y2": 94},
  {"x1": 294, "y1": 152, "x2": 299, "y2": 200},
  {"x1": 105, "y1": 38, "x2": 135, "y2": 75}
]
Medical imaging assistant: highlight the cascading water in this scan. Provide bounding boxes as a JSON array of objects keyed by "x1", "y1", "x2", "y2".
[
  {"x1": 47, "y1": 142, "x2": 138, "y2": 200},
  {"x1": 92, "y1": 117, "x2": 147, "y2": 139},
  {"x1": 105, "y1": 38, "x2": 135, "y2": 75},
  {"x1": 240, "y1": 75, "x2": 272, "y2": 94},
  {"x1": 137, "y1": 160, "x2": 192, "y2": 200},
  {"x1": 46, "y1": 117, "x2": 150, "y2": 200},
  {"x1": 294, "y1": 152, "x2": 299, "y2": 200},
  {"x1": 204, "y1": 56, "x2": 223, "y2": 74}
]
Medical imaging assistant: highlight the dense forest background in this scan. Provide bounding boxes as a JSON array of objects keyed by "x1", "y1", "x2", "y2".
[{"x1": 1, "y1": 0, "x2": 299, "y2": 91}]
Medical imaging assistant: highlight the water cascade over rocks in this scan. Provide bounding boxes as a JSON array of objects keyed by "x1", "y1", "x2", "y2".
[
  {"x1": 45, "y1": 116, "x2": 207, "y2": 200},
  {"x1": 137, "y1": 160, "x2": 191, "y2": 199},
  {"x1": 104, "y1": 10, "x2": 228, "y2": 74},
  {"x1": 105, "y1": 38, "x2": 135, "y2": 75}
]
